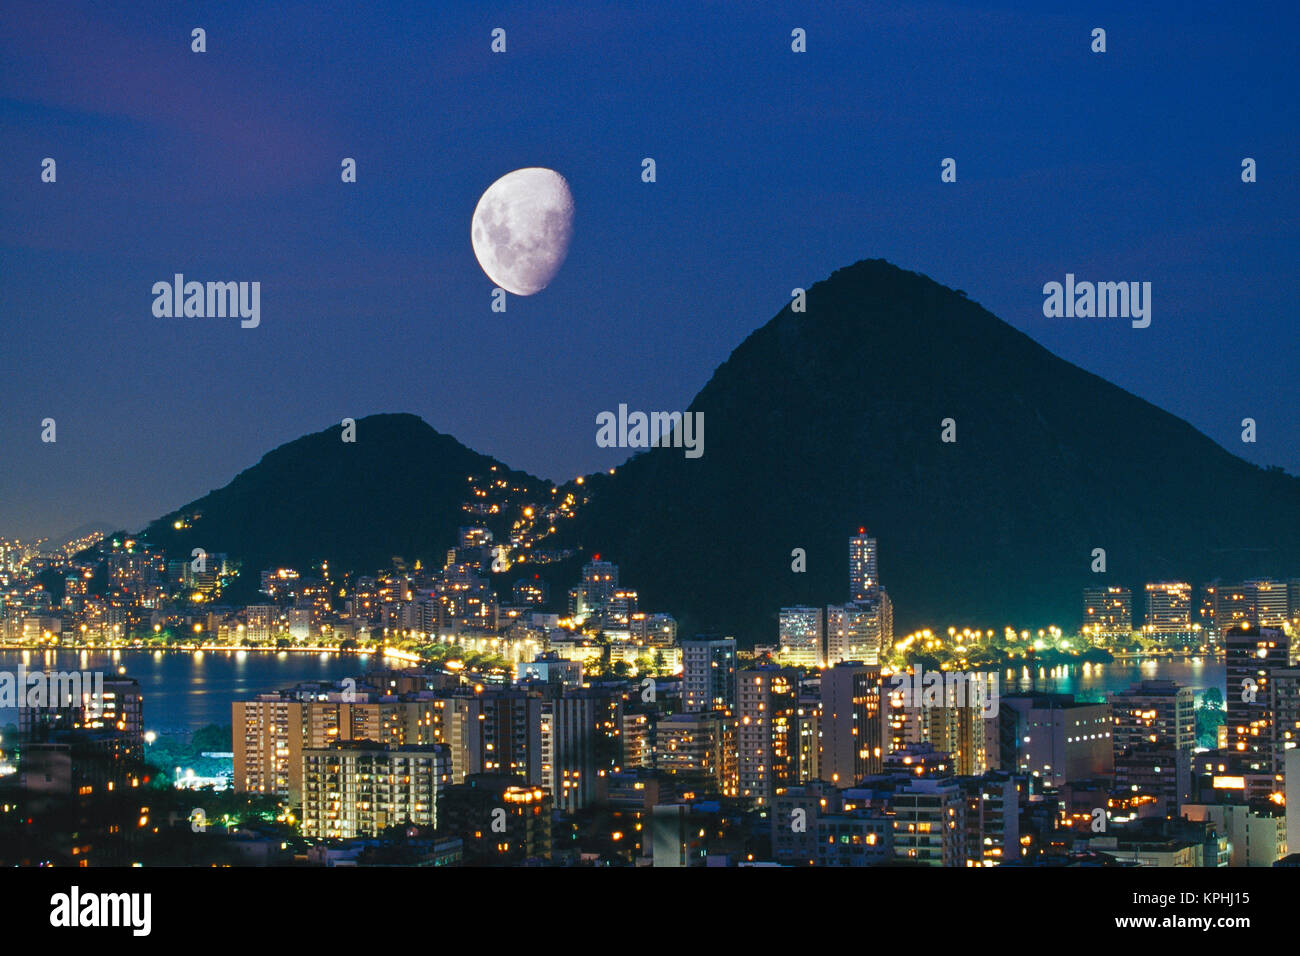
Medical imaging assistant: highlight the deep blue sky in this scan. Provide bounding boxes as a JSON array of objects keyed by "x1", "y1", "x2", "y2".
[{"x1": 2, "y1": 0, "x2": 1296, "y2": 540}]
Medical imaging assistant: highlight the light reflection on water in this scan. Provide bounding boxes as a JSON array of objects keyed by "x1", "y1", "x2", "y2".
[
  {"x1": 1002, "y1": 658, "x2": 1223, "y2": 701},
  {"x1": 0, "y1": 649, "x2": 371, "y2": 732}
]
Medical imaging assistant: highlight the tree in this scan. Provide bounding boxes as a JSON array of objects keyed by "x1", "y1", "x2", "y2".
[
  {"x1": 191, "y1": 724, "x2": 232, "y2": 753},
  {"x1": 1196, "y1": 687, "x2": 1225, "y2": 747}
]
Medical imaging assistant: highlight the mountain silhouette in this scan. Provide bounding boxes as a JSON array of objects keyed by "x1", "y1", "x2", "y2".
[
  {"x1": 141, "y1": 413, "x2": 551, "y2": 583},
  {"x1": 563, "y1": 259, "x2": 1300, "y2": 638},
  {"x1": 139, "y1": 261, "x2": 1300, "y2": 641}
]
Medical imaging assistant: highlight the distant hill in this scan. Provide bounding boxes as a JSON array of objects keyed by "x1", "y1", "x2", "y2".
[
  {"x1": 140, "y1": 413, "x2": 551, "y2": 578},
  {"x1": 56, "y1": 521, "x2": 119, "y2": 544},
  {"x1": 137, "y1": 261, "x2": 1300, "y2": 643}
]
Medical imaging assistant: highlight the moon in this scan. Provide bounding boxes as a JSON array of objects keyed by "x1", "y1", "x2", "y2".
[{"x1": 471, "y1": 167, "x2": 574, "y2": 296}]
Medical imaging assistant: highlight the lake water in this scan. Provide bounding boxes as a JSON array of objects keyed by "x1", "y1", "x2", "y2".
[
  {"x1": 0, "y1": 650, "x2": 1226, "y2": 734},
  {"x1": 1001, "y1": 658, "x2": 1224, "y2": 700},
  {"x1": 0, "y1": 649, "x2": 373, "y2": 732}
]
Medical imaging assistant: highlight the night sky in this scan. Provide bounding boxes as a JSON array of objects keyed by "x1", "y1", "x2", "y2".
[{"x1": 2, "y1": 0, "x2": 1296, "y2": 540}]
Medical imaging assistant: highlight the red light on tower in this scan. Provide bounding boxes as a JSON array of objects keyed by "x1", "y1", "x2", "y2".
[{"x1": 858, "y1": 527, "x2": 865, "y2": 535}]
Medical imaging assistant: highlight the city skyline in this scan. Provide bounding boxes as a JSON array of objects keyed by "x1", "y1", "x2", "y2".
[{"x1": 2, "y1": 512, "x2": 1298, "y2": 875}]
